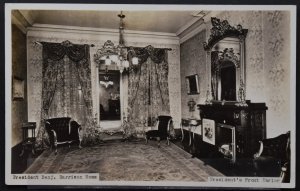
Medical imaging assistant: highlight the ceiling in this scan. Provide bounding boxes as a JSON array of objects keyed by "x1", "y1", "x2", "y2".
[{"x1": 18, "y1": 10, "x2": 203, "y2": 34}]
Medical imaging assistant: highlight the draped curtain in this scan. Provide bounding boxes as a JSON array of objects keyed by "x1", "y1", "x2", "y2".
[
  {"x1": 35, "y1": 40, "x2": 93, "y2": 148},
  {"x1": 48, "y1": 56, "x2": 88, "y2": 124},
  {"x1": 127, "y1": 46, "x2": 170, "y2": 134}
]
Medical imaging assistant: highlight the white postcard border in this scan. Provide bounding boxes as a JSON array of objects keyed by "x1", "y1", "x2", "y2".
[{"x1": 5, "y1": 3, "x2": 296, "y2": 188}]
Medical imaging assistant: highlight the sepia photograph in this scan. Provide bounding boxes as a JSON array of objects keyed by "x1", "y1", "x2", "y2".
[{"x1": 5, "y1": 3, "x2": 296, "y2": 188}]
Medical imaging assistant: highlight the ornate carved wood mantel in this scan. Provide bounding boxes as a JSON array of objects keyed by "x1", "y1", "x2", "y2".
[{"x1": 198, "y1": 101, "x2": 267, "y2": 158}]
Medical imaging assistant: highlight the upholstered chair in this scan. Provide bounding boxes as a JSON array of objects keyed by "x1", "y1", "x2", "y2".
[
  {"x1": 45, "y1": 117, "x2": 82, "y2": 154},
  {"x1": 145, "y1": 115, "x2": 172, "y2": 147},
  {"x1": 253, "y1": 131, "x2": 290, "y2": 183}
]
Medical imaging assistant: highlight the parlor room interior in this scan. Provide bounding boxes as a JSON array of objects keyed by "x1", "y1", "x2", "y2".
[{"x1": 10, "y1": 9, "x2": 292, "y2": 182}]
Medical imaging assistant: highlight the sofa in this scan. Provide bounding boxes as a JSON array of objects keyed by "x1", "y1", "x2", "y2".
[
  {"x1": 253, "y1": 131, "x2": 290, "y2": 183},
  {"x1": 45, "y1": 117, "x2": 82, "y2": 154}
]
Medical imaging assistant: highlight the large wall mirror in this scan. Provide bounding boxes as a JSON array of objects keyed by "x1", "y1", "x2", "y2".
[{"x1": 203, "y1": 17, "x2": 248, "y2": 103}]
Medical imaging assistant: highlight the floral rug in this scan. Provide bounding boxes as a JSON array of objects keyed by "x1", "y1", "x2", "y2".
[{"x1": 25, "y1": 141, "x2": 223, "y2": 181}]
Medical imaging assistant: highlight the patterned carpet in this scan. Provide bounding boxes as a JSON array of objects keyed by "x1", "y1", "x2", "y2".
[{"x1": 25, "y1": 141, "x2": 223, "y2": 181}]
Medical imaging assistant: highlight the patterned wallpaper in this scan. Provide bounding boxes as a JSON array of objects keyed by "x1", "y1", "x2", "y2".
[
  {"x1": 180, "y1": 30, "x2": 207, "y2": 119},
  {"x1": 167, "y1": 45, "x2": 181, "y2": 129},
  {"x1": 263, "y1": 11, "x2": 290, "y2": 138},
  {"x1": 27, "y1": 32, "x2": 181, "y2": 137},
  {"x1": 180, "y1": 11, "x2": 291, "y2": 138}
]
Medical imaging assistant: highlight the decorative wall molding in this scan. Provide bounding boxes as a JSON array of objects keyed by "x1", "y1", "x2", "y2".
[
  {"x1": 27, "y1": 24, "x2": 179, "y2": 45},
  {"x1": 12, "y1": 15, "x2": 27, "y2": 34},
  {"x1": 11, "y1": 10, "x2": 32, "y2": 34},
  {"x1": 177, "y1": 17, "x2": 206, "y2": 44}
]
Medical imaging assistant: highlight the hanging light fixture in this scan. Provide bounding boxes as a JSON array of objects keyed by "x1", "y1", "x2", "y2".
[
  {"x1": 100, "y1": 67, "x2": 114, "y2": 88},
  {"x1": 94, "y1": 11, "x2": 139, "y2": 73},
  {"x1": 100, "y1": 75, "x2": 114, "y2": 88}
]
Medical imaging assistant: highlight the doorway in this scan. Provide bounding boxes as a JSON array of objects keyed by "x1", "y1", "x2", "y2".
[{"x1": 99, "y1": 70, "x2": 121, "y2": 130}]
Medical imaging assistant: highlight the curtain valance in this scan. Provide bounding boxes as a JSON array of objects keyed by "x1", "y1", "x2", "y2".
[
  {"x1": 128, "y1": 45, "x2": 168, "y2": 64},
  {"x1": 41, "y1": 40, "x2": 89, "y2": 63}
]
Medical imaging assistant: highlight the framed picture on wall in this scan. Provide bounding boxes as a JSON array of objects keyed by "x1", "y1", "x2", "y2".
[
  {"x1": 202, "y1": 118, "x2": 215, "y2": 145},
  {"x1": 12, "y1": 76, "x2": 24, "y2": 100},
  {"x1": 186, "y1": 74, "x2": 199, "y2": 95}
]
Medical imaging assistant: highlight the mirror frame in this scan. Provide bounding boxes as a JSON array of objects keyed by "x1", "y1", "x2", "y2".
[{"x1": 203, "y1": 17, "x2": 248, "y2": 104}]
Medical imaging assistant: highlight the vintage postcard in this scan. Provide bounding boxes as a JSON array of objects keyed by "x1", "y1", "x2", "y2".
[{"x1": 5, "y1": 3, "x2": 296, "y2": 188}]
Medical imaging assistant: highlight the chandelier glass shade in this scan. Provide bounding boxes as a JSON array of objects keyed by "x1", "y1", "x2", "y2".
[
  {"x1": 94, "y1": 11, "x2": 139, "y2": 73},
  {"x1": 100, "y1": 77, "x2": 114, "y2": 88}
]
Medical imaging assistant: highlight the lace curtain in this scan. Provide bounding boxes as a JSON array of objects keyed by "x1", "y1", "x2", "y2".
[
  {"x1": 35, "y1": 41, "x2": 93, "y2": 148},
  {"x1": 127, "y1": 46, "x2": 170, "y2": 134},
  {"x1": 48, "y1": 56, "x2": 88, "y2": 124}
]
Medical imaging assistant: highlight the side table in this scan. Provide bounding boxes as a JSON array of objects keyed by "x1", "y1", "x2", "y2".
[
  {"x1": 180, "y1": 118, "x2": 201, "y2": 157},
  {"x1": 19, "y1": 122, "x2": 36, "y2": 156}
]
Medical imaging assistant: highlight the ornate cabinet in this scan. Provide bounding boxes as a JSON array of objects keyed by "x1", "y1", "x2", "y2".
[{"x1": 198, "y1": 101, "x2": 267, "y2": 158}]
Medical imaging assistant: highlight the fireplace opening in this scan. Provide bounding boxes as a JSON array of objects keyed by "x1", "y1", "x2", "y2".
[{"x1": 216, "y1": 123, "x2": 236, "y2": 163}]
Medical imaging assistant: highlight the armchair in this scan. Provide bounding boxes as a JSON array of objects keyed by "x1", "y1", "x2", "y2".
[
  {"x1": 253, "y1": 131, "x2": 290, "y2": 183},
  {"x1": 145, "y1": 115, "x2": 172, "y2": 147},
  {"x1": 45, "y1": 117, "x2": 82, "y2": 154}
]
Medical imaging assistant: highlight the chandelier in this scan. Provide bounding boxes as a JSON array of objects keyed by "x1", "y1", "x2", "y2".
[
  {"x1": 94, "y1": 11, "x2": 139, "y2": 73},
  {"x1": 100, "y1": 71, "x2": 114, "y2": 88}
]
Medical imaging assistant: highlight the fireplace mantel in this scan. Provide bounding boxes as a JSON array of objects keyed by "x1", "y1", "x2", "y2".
[{"x1": 198, "y1": 101, "x2": 268, "y2": 158}]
